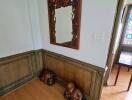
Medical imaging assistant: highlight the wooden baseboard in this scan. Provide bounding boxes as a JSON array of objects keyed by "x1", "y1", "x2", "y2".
[{"x1": 0, "y1": 75, "x2": 34, "y2": 96}]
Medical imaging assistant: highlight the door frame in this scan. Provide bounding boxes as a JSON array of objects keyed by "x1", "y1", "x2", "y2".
[{"x1": 104, "y1": 0, "x2": 125, "y2": 85}]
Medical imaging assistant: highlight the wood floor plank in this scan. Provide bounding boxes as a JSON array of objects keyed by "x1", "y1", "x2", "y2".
[
  {"x1": 101, "y1": 65, "x2": 132, "y2": 100},
  {"x1": 1, "y1": 65, "x2": 131, "y2": 100},
  {"x1": 0, "y1": 79, "x2": 64, "y2": 100}
]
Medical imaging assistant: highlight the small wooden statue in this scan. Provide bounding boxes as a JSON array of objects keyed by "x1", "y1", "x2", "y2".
[
  {"x1": 67, "y1": 82, "x2": 75, "y2": 94},
  {"x1": 64, "y1": 82, "x2": 75, "y2": 100},
  {"x1": 40, "y1": 69, "x2": 55, "y2": 85},
  {"x1": 72, "y1": 89, "x2": 83, "y2": 100},
  {"x1": 64, "y1": 82, "x2": 83, "y2": 100}
]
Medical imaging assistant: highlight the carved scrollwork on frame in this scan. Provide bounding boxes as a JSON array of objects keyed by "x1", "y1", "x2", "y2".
[{"x1": 48, "y1": 0, "x2": 82, "y2": 49}]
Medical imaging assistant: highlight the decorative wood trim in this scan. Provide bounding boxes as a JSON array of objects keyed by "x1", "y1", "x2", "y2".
[
  {"x1": 47, "y1": 0, "x2": 82, "y2": 49},
  {"x1": 105, "y1": 0, "x2": 125, "y2": 85},
  {"x1": 42, "y1": 50, "x2": 104, "y2": 72},
  {"x1": 34, "y1": 49, "x2": 44, "y2": 76},
  {"x1": 0, "y1": 49, "x2": 104, "y2": 100},
  {"x1": 42, "y1": 50, "x2": 105, "y2": 100},
  {"x1": 0, "y1": 50, "x2": 43, "y2": 96},
  {"x1": 0, "y1": 75, "x2": 33, "y2": 96}
]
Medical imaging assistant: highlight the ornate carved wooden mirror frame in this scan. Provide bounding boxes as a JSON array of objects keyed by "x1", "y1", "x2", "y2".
[{"x1": 47, "y1": 0, "x2": 82, "y2": 49}]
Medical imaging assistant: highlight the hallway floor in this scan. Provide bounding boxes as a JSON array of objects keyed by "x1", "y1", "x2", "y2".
[
  {"x1": 1, "y1": 65, "x2": 132, "y2": 100},
  {"x1": 101, "y1": 65, "x2": 132, "y2": 100},
  {"x1": 0, "y1": 79, "x2": 65, "y2": 100}
]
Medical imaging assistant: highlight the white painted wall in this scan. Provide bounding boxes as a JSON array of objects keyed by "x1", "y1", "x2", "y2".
[
  {"x1": 38, "y1": 0, "x2": 118, "y2": 68},
  {"x1": 126, "y1": 0, "x2": 132, "y2": 4},
  {"x1": 27, "y1": 0, "x2": 42, "y2": 50},
  {"x1": 0, "y1": 0, "x2": 42, "y2": 58},
  {"x1": 0, "y1": 0, "x2": 118, "y2": 68}
]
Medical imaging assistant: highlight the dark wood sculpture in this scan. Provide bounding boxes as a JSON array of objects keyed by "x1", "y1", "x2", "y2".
[
  {"x1": 40, "y1": 69, "x2": 56, "y2": 85},
  {"x1": 67, "y1": 82, "x2": 75, "y2": 94},
  {"x1": 47, "y1": 0, "x2": 82, "y2": 49},
  {"x1": 64, "y1": 82, "x2": 75, "y2": 100},
  {"x1": 64, "y1": 82, "x2": 83, "y2": 100},
  {"x1": 72, "y1": 89, "x2": 83, "y2": 100}
]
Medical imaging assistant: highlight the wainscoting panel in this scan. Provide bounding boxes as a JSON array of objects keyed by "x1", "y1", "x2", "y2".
[
  {"x1": 0, "y1": 51, "x2": 38, "y2": 95},
  {"x1": 42, "y1": 50, "x2": 105, "y2": 100},
  {"x1": 0, "y1": 49, "x2": 104, "y2": 100}
]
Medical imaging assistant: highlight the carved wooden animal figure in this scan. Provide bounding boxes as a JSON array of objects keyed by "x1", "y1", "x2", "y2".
[{"x1": 40, "y1": 69, "x2": 55, "y2": 85}]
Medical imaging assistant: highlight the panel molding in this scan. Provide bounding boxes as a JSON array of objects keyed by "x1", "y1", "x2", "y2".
[
  {"x1": 0, "y1": 50, "x2": 42, "y2": 95},
  {"x1": 42, "y1": 50, "x2": 105, "y2": 100},
  {"x1": 0, "y1": 49, "x2": 104, "y2": 100}
]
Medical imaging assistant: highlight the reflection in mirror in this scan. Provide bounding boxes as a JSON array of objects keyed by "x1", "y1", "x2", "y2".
[
  {"x1": 48, "y1": 0, "x2": 82, "y2": 49},
  {"x1": 55, "y1": 6, "x2": 73, "y2": 43}
]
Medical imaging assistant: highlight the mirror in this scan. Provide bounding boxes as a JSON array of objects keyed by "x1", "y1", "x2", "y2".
[
  {"x1": 55, "y1": 6, "x2": 73, "y2": 43},
  {"x1": 48, "y1": 0, "x2": 82, "y2": 49}
]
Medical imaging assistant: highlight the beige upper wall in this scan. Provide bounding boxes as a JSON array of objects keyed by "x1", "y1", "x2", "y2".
[{"x1": 38, "y1": 0, "x2": 118, "y2": 68}]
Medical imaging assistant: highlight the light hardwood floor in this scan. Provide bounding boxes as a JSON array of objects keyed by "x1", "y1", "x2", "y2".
[
  {"x1": 101, "y1": 65, "x2": 132, "y2": 100},
  {"x1": 0, "y1": 79, "x2": 65, "y2": 100},
  {"x1": 0, "y1": 65, "x2": 132, "y2": 100}
]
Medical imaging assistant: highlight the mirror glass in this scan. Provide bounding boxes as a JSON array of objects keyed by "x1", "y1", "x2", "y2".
[{"x1": 55, "y1": 6, "x2": 73, "y2": 43}]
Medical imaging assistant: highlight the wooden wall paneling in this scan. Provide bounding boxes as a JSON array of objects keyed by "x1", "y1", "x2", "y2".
[
  {"x1": 42, "y1": 50, "x2": 105, "y2": 100},
  {"x1": 34, "y1": 49, "x2": 44, "y2": 76},
  {"x1": 91, "y1": 70, "x2": 104, "y2": 100},
  {"x1": 0, "y1": 51, "x2": 37, "y2": 95},
  {"x1": 0, "y1": 49, "x2": 104, "y2": 100}
]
